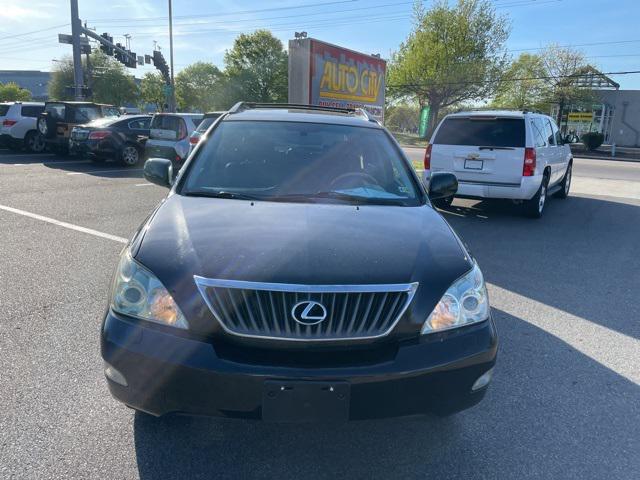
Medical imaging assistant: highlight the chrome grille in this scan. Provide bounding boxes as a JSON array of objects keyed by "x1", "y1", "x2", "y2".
[{"x1": 194, "y1": 277, "x2": 418, "y2": 341}]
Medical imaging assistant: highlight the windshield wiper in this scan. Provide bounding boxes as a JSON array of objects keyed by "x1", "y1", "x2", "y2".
[
  {"x1": 310, "y1": 191, "x2": 407, "y2": 206},
  {"x1": 183, "y1": 190, "x2": 262, "y2": 200}
]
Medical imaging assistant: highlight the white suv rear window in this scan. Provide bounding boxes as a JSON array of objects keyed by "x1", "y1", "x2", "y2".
[{"x1": 434, "y1": 117, "x2": 525, "y2": 148}]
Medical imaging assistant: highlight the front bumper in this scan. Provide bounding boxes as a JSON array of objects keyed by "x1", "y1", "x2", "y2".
[{"x1": 101, "y1": 310, "x2": 498, "y2": 421}]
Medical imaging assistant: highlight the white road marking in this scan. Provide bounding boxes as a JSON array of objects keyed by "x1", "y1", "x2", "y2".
[
  {"x1": 135, "y1": 183, "x2": 152, "y2": 187},
  {"x1": 12, "y1": 160, "x2": 91, "y2": 166},
  {"x1": 0, "y1": 204, "x2": 128, "y2": 244},
  {"x1": 67, "y1": 168, "x2": 143, "y2": 176},
  {"x1": 0, "y1": 153, "x2": 56, "y2": 158}
]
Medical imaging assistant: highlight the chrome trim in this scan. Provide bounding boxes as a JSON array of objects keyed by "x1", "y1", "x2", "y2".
[{"x1": 193, "y1": 276, "x2": 419, "y2": 342}]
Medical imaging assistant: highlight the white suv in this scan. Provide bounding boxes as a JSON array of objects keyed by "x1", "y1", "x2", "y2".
[
  {"x1": 144, "y1": 113, "x2": 203, "y2": 168},
  {"x1": 424, "y1": 110, "x2": 572, "y2": 217},
  {"x1": 0, "y1": 102, "x2": 46, "y2": 152}
]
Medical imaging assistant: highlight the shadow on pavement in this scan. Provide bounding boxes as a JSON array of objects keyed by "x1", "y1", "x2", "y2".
[
  {"x1": 42, "y1": 156, "x2": 145, "y2": 179},
  {"x1": 132, "y1": 308, "x2": 639, "y2": 479},
  {"x1": 440, "y1": 195, "x2": 640, "y2": 340}
]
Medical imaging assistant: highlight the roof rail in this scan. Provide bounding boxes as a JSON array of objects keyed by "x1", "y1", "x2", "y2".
[{"x1": 228, "y1": 102, "x2": 356, "y2": 115}]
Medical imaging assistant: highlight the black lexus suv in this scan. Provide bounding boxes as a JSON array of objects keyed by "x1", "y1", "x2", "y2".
[{"x1": 101, "y1": 103, "x2": 497, "y2": 422}]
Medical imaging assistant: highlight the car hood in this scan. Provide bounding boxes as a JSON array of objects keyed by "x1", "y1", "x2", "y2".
[{"x1": 134, "y1": 195, "x2": 472, "y2": 334}]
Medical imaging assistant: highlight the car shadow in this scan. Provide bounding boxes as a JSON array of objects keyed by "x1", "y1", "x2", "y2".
[
  {"x1": 41, "y1": 155, "x2": 145, "y2": 179},
  {"x1": 132, "y1": 308, "x2": 640, "y2": 479},
  {"x1": 438, "y1": 195, "x2": 640, "y2": 340}
]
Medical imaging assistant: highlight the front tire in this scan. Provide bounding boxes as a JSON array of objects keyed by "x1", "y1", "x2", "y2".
[
  {"x1": 120, "y1": 144, "x2": 141, "y2": 167},
  {"x1": 25, "y1": 131, "x2": 46, "y2": 153},
  {"x1": 555, "y1": 162, "x2": 572, "y2": 199},
  {"x1": 524, "y1": 174, "x2": 548, "y2": 218}
]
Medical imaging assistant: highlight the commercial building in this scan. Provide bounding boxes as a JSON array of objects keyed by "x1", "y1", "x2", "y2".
[
  {"x1": 0, "y1": 70, "x2": 51, "y2": 101},
  {"x1": 553, "y1": 68, "x2": 640, "y2": 147}
]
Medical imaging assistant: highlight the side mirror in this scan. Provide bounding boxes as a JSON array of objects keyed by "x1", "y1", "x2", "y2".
[
  {"x1": 428, "y1": 172, "x2": 458, "y2": 200},
  {"x1": 144, "y1": 158, "x2": 173, "y2": 188}
]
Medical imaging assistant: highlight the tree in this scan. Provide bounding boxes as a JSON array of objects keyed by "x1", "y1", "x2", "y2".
[
  {"x1": 222, "y1": 29, "x2": 288, "y2": 105},
  {"x1": 175, "y1": 62, "x2": 224, "y2": 111},
  {"x1": 385, "y1": 103, "x2": 421, "y2": 133},
  {"x1": 492, "y1": 53, "x2": 547, "y2": 110},
  {"x1": 48, "y1": 51, "x2": 137, "y2": 106},
  {"x1": 540, "y1": 44, "x2": 593, "y2": 126},
  {"x1": 388, "y1": 0, "x2": 510, "y2": 134},
  {"x1": 0, "y1": 82, "x2": 32, "y2": 102},
  {"x1": 139, "y1": 72, "x2": 166, "y2": 111}
]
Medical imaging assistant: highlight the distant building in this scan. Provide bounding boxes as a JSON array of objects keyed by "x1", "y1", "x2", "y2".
[
  {"x1": 0, "y1": 70, "x2": 51, "y2": 101},
  {"x1": 552, "y1": 67, "x2": 640, "y2": 147}
]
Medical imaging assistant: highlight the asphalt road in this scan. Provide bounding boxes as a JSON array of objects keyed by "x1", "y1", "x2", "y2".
[{"x1": 1, "y1": 149, "x2": 638, "y2": 479}]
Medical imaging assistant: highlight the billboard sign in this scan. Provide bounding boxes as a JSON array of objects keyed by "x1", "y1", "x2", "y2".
[{"x1": 289, "y1": 38, "x2": 386, "y2": 121}]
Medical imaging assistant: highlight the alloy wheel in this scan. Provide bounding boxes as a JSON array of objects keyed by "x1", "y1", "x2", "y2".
[
  {"x1": 29, "y1": 133, "x2": 46, "y2": 153},
  {"x1": 538, "y1": 183, "x2": 547, "y2": 214},
  {"x1": 122, "y1": 146, "x2": 139, "y2": 166}
]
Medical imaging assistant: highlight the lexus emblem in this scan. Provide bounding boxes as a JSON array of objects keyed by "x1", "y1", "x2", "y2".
[{"x1": 291, "y1": 301, "x2": 328, "y2": 325}]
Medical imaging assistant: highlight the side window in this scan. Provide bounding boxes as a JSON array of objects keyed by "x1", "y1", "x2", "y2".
[
  {"x1": 21, "y1": 105, "x2": 44, "y2": 117},
  {"x1": 46, "y1": 104, "x2": 66, "y2": 119},
  {"x1": 544, "y1": 119, "x2": 555, "y2": 146},
  {"x1": 531, "y1": 118, "x2": 546, "y2": 147},
  {"x1": 128, "y1": 118, "x2": 150, "y2": 129},
  {"x1": 550, "y1": 119, "x2": 563, "y2": 145}
]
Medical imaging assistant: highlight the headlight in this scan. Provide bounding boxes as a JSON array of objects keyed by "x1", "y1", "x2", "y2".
[
  {"x1": 111, "y1": 250, "x2": 188, "y2": 329},
  {"x1": 421, "y1": 262, "x2": 489, "y2": 334}
]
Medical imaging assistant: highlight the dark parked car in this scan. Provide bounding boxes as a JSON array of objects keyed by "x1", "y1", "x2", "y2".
[
  {"x1": 101, "y1": 103, "x2": 497, "y2": 422},
  {"x1": 69, "y1": 115, "x2": 151, "y2": 166},
  {"x1": 36, "y1": 101, "x2": 119, "y2": 155}
]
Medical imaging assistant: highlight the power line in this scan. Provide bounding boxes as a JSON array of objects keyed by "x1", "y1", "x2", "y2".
[
  {"x1": 509, "y1": 39, "x2": 640, "y2": 52},
  {"x1": 388, "y1": 70, "x2": 640, "y2": 88},
  {"x1": 88, "y1": 0, "x2": 360, "y2": 23},
  {"x1": 0, "y1": 23, "x2": 69, "y2": 41}
]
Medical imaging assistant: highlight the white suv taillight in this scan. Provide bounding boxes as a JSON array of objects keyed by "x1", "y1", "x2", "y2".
[
  {"x1": 523, "y1": 147, "x2": 536, "y2": 176},
  {"x1": 424, "y1": 144, "x2": 432, "y2": 170}
]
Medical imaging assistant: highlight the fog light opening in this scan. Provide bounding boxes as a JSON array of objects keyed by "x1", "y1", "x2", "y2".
[
  {"x1": 472, "y1": 367, "x2": 494, "y2": 391},
  {"x1": 105, "y1": 363, "x2": 128, "y2": 387}
]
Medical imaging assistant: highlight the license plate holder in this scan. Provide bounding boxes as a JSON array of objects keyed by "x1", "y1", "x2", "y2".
[
  {"x1": 464, "y1": 159, "x2": 484, "y2": 170},
  {"x1": 262, "y1": 380, "x2": 350, "y2": 422}
]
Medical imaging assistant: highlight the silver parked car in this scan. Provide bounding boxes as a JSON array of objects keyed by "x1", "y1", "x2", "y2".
[{"x1": 144, "y1": 113, "x2": 203, "y2": 168}]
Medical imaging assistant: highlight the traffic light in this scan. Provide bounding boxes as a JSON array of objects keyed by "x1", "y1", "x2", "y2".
[
  {"x1": 152, "y1": 50, "x2": 170, "y2": 83},
  {"x1": 99, "y1": 33, "x2": 113, "y2": 56}
]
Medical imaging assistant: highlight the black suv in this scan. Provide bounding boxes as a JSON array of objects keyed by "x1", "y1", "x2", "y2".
[
  {"x1": 101, "y1": 103, "x2": 497, "y2": 422},
  {"x1": 37, "y1": 101, "x2": 119, "y2": 155}
]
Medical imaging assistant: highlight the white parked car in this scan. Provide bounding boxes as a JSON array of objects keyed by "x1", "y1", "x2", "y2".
[
  {"x1": 424, "y1": 110, "x2": 572, "y2": 217},
  {"x1": 0, "y1": 102, "x2": 46, "y2": 152},
  {"x1": 144, "y1": 113, "x2": 203, "y2": 169}
]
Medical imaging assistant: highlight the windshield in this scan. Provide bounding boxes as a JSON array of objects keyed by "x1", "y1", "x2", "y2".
[
  {"x1": 434, "y1": 117, "x2": 525, "y2": 148},
  {"x1": 195, "y1": 115, "x2": 221, "y2": 134},
  {"x1": 72, "y1": 106, "x2": 102, "y2": 123},
  {"x1": 181, "y1": 121, "x2": 421, "y2": 206}
]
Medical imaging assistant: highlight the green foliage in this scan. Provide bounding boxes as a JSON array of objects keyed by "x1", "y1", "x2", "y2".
[
  {"x1": 48, "y1": 51, "x2": 137, "y2": 106},
  {"x1": 222, "y1": 29, "x2": 288, "y2": 105},
  {"x1": 540, "y1": 44, "x2": 594, "y2": 124},
  {"x1": 385, "y1": 103, "x2": 421, "y2": 133},
  {"x1": 492, "y1": 53, "x2": 548, "y2": 110},
  {"x1": 139, "y1": 72, "x2": 166, "y2": 111},
  {"x1": 581, "y1": 131, "x2": 604, "y2": 151},
  {"x1": 388, "y1": 0, "x2": 510, "y2": 134},
  {"x1": 175, "y1": 62, "x2": 224, "y2": 111},
  {"x1": 0, "y1": 82, "x2": 32, "y2": 102}
]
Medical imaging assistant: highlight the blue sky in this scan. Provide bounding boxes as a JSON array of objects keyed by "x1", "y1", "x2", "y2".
[{"x1": 1, "y1": 0, "x2": 639, "y2": 89}]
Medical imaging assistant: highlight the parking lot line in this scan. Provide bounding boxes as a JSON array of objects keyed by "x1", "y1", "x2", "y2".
[
  {"x1": 0, "y1": 204, "x2": 128, "y2": 244},
  {"x1": 135, "y1": 183, "x2": 152, "y2": 187},
  {"x1": 67, "y1": 168, "x2": 143, "y2": 176}
]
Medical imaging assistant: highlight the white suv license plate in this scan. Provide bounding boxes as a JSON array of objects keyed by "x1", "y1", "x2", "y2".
[{"x1": 464, "y1": 159, "x2": 483, "y2": 170}]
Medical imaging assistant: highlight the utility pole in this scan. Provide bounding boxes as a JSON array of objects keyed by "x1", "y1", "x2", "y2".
[
  {"x1": 168, "y1": 0, "x2": 176, "y2": 112},
  {"x1": 70, "y1": 0, "x2": 84, "y2": 100}
]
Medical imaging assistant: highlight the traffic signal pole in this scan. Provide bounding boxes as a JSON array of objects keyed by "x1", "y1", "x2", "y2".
[
  {"x1": 70, "y1": 0, "x2": 84, "y2": 100},
  {"x1": 168, "y1": 0, "x2": 176, "y2": 112}
]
